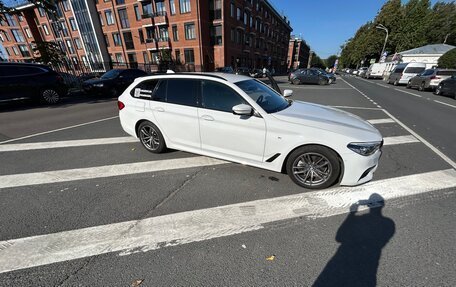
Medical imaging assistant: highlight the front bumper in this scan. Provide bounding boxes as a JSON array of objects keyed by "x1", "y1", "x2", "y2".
[{"x1": 339, "y1": 149, "x2": 382, "y2": 186}]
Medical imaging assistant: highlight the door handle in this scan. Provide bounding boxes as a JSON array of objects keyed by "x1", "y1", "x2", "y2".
[
  {"x1": 154, "y1": 107, "x2": 165, "y2": 112},
  {"x1": 201, "y1": 115, "x2": 214, "y2": 121}
]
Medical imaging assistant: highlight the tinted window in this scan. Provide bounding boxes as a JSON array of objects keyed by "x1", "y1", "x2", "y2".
[
  {"x1": 122, "y1": 69, "x2": 146, "y2": 79},
  {"x1": 153, "y1": 80, "x2": 167, "y2": 102},
  {"x1": 235, "y1": 80, "x2": 290, "y2": 113},
  {"x1": 131, "y1": 79, "x2": 159, "y2": 99},
  {"x1": 1, "y1": 66, "x2": 46, "y2": 77},
  {"x1": 393, "y1": 67, "x2": 405, "y2": 74},
  {"x1": 421, "y1": 69, "x2": 434, "y2": 76},
  {"x1": 165, "y1": 79, "x2": 199, "y2": 107},
  {"x1": 436, "y1": 70, "x2": 456, "y2": 76},
  {"x1": 201, "y1": 80, "x2": 246, "y2": 112},
  {"x1": 404, "y1": 67, "x2": 425, "y2": 74},
  {"x1": 101, "y1": 69, "x2": 121, "y2": 79}
]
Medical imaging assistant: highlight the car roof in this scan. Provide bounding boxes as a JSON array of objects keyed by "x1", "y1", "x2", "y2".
[
  {"x1": 137, "y1": 72, "x2": 252, "y2": 83},
  {"x1": 0, "y1": 62, "x2": 51, "y2": 69}
]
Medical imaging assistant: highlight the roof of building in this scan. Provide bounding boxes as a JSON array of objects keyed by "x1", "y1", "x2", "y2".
[{"x1": 399, "y1": 44, "x2": 456, "y2": 55}]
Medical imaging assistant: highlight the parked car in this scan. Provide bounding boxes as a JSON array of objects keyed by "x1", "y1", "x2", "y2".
[
  {"x1": 434, "y1": 75, "x2": 456, "y2": 99},
  {"x1": 365, "y1": 63, "x2": 386, "y2": 79},
  {"x1": 407, "y1": 69, "x2": 456, "y2": 91},
  {"x1": 311, "y1": 68, "x2": 336, "y2": 84},
  {"x1": 289, "y1": 68, "x2": 329, "y2": 85},
  {"x1": 0, "y1": 62, "x2": 67, "y2": 104},
  {"x1": 235, "y1": 67, "x2": 251, "y2": 76},
  {"x1": 357, "y1": 67, "x2": 368, "y2": 77},
  {"x1": 387, "y1": 62, "x2": 426, "y2": 85},
  {"x1": 82, "y1": 68, "x2": 148, "y2": 97},
  {"x1": 118, "y1": 72, "x2": 383, "y2": 189},
  {"x1": 215, "y1": 66, "x2": 234, "y2": 74}
]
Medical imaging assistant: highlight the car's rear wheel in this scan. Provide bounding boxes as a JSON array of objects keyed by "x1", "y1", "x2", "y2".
[
  {"x1": 435, "y1": 85, "x2": 442, "y2": 95},
  {"x1": 406, "y1": 81, "x2": 411, "y2": 89},
  {"x1": 418, "y1": 82, "x2": 425, "y2": 91},
  {"x1": 138, "y1": 121, "x2": 167, "y2": 153},
  {"x1": 393, "y1": 79, "x2": 399, "y2": 86},
  {"x1": 292, "y1": 78, "x2": 300, "y2": 85},
  {"x1": 286, "y1": 145, "x2": 341, "y2": 189},
  {"x1": 41, "y1": 89, "x2": 60, "y2": 104},
  {"x1": 318, "y1": 78, "x2": 327, "y2": 85}
]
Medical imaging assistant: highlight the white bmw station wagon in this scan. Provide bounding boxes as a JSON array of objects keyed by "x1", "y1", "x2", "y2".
[{"x1": 118, "y1": 72, "x2": 383, "y2": 189}]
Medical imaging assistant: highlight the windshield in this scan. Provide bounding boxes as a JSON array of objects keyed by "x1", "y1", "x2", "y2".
[
  {"x1": 235, "y1": 79, "x2": 290, "y2": 113},
  {"x1": 101, "y1": 69, "x2": 121, "y2": 79}
]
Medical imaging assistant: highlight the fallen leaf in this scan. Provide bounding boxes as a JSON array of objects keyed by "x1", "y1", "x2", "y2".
[
  {"x1": 131, "y1": 148, "x2": 136, "y2": 151},
  {"x1": 242, "y1": 244, "x2": 247, "y2": 249},
  {"x1": 266, "y1": 255, "x2": 275, "y2": 261},
  {"x1": 131, "y1": 279, "x2": 144, "y2": 287}
]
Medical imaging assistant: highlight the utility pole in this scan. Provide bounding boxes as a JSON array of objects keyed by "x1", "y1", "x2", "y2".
[
  {"x1": 444, "y1": 33, "x2": 451, "y2": 44},
  {"x1": 376, "y1": 24, "x2": 388, "y2": 62}
]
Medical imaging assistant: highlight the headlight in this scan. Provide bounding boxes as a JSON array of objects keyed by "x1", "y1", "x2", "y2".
[
  {"x1": 93, "y1": 83, "x2": 104, "y2": 87},
  {"x1": 347, "y1": 141, "x2": 382, "y2": 156}
]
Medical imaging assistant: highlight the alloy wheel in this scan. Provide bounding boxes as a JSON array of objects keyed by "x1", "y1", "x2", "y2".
[
  {"x1": 42, "y1": 89, "x2": 60, "y2": 104},
  {"x1": 291, "y1": 152, "x2": 333, "y2": 187},
  {"x1": 140, "y1": 124, "x2": 161, "y2": 151}
]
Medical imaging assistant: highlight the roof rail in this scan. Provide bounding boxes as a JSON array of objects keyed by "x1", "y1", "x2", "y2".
[{"x1": 157, "y1": 72, "x2": 228, "y2": 81}]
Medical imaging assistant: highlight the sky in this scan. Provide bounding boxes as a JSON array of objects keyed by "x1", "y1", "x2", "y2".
[{"x1": 269, "y1": 0, "x2": 446, "y2": 59}]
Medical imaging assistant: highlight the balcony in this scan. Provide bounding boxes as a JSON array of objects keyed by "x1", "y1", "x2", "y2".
[
  {"x1": 141, "y1": 11, "x2": 168, "y2": 27},
  {"x1": 145, "y1": 37, "x2": 170, "y2": 50}
]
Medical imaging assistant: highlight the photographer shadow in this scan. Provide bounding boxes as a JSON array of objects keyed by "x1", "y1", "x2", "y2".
[{"x1": 313, "y1": 193, "x2": 395, "y2": 287}]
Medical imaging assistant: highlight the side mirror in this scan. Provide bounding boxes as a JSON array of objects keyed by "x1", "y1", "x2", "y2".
[
  {"x1": 283, "y1": 89, "x2": 293, "y2": 98},
  {"x1": 232, "y1": 104, "x2": 253, "y2": 116}
]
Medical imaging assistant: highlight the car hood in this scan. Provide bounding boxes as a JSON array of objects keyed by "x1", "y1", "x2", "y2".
[
  {"x1": 84, "y1": 78, "x2": 109, "y2": 85},
  {"x1": 272, "y1": 101, "x2": 382, "y2": 141}
]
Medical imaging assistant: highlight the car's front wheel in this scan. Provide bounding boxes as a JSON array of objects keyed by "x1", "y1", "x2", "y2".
[
  {"x1": 418, "y1": 82, "x2": 425, "y2": 91},
  {"x1": 318, "y1": 78, "x2": 327, "y2": 85},
  {"x1": 286, "y1": 145, "x2": 341, "y2": 189},
  {"x1": 138, "y1": 121, "x2": 167, "y2": 153},
  {"x1": 291, "y1": 78, "x2": 300, "y2": 85},
  {"x1": 406, "y1": 81, "x2": 411, "y2": 89},
  {"x1": 41, "y1": 89, "x2": 60, "y2": 104}
]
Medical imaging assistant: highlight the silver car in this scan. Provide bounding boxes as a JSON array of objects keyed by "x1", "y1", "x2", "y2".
[{"x1": 407, "y1": 69, "x2": 456, "y2": 91}]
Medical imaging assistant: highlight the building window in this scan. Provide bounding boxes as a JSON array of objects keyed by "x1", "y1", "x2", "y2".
[
  {"x1": 62, "y1": 0, "x2": 70, "y2": 11},
  {"x1": 175, "y1": 49, "x2": 180, "y2": 62},
  {"x1": 230, "y1": 3, "x2": 235, "y2": 18},
  {"x1": 155, "y1": 0, "x2": 166, "y2": 13},
  {"x1": 75, "y1": 37, "x2": 82, "y2": 49},
  {"x1": 172, "y1": 25, "x2": 178, "y2": 41},
  {"x1": 12, "y1": 46, "x2": 19, "y2": 55},
  {"x1": 115, "y1": 53, "x2": 124, "y2": 63},
  {"x1": 5, "y1": 47, "x2": 11, "y2": 56},
  {"x1": 69, "y1": 18, "x2": 77, "y2": 31},
  {"x1": 244, "y1": 12, "x2": 248, "y2": 25},
  {"x1": 18, "y1": 44, "x2": 30, "y2": 57},
  {"x1": 0, "y1": 33, "x2": 3, "y2": 42},
  {"x1": 42, "y1": 24, "x2": 50, "y2": 35},
  {"x1": 11, "y1": 29, "x2": 25, "y2": 42},
  {"x1": 236, "y1": 7, "x2": 241, "y2": 21},
  {"x1": 184, "y1": 23, "x2": 195, "y2": 40},
  {"x1": 105, "y1": 10, "x2": 115, "y2": 25},
  {"x1": 118, "y1": 9, "x2": 130, "y2": 29},
  {"x1": 24, "y1": 28, "x2": 32, "y2": 38},
  {"x1": 143, "y1": 51, "x2": 149, "y2": 63},
  {"x1": 138, "y1": 29, "x2": 144, "y2": 44},
  {"x1": 98, "y1": 12, "x2": 104, "y2": 26},
  {"x1": 104, "y1": 34, "x2": 110, "y2": 47},
  {"x1": 179, "y1": 0, "x2": 191, "y2": 13},
  {"x1": 134, "y1": 5, "x2": 141, "y2": 21},
  {"x1": 18, "y1": 15, "x2": 24, "y2": 22},
  {"x1": 184, "y1": 48, "x2": 194, "y2": 64},
  {"x1": 38, "y1": 8, "x2": 46, "y2": 17},
  {"x1": 210, "y1": 25, "x2": 222, "y2": 45},
  {"x1": 5, "y1": 14, "x2": 18, "y2": 26},
  {"x1": 123, "y1": 31, "x2": 134, "y2": 50},
  {"x1": 142, "y1": 2, "x2": 152, "y2": 16},
  {"x1": 210, "y1": 0, "x2": 221, "y2": 20},
  {"x1": 116, "y1": 0, "x2": 125, "y2": 4},
  {"x1": 113, "y1": 32, "x2": 122, "y2": 46},
  {"x1": 230, "y1": 28, "x2": 235, "y2": 42},
  {"x1": 66, "y1": 40, "x2": 74, "y2": 54},
  {"x1": 170, "y1": 0, "x2": 176, "y2": 15}
]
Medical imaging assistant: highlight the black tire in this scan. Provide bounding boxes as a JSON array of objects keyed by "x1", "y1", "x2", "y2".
[
  {"x1": 109, "y1": 88, "x2": 118, "y2": 97},
  {"x1": 292, "y1": 78, "x2": 300, "y2": 85},
  {"x1": 318, "y1": 78, "x2": 327, "y2": 85},
  {"x1": 286, "y1": 145, "x2": 341, "y2": 189},
  {"x1": 434, "y1": 85, "x2": 442, "y2": 95},
  {"x1": 137, "y1": 121, "x2": 167, "y2": 153},
  {"x1": 406, "y1": 81, "x2": 411, "y2": 89},
  {"x1": 393, "y1": 79, "x2": 399, "y2": 86},
  {"x1": 418, "y1": 82, "x2": 425, "y2": 91},
  {"x1": 41, "y1": 89, "x2": 60, "y2": 104}
]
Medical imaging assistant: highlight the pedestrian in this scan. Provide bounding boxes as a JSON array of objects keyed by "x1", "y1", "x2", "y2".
[{"x1": 262, "y1": 67, "x2": 267, "y2": 77}]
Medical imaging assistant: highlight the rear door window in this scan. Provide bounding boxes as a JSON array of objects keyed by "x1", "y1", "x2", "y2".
[
  {"x1": 404, "y1": 67, "x2": 425, "y2": 74},
  {"x1": 131, "y1": 79, "x2": 159, "y2": 99},
  {"x1": 393, "y1": 67, "x2": 405, "y2": 73},
  {"x1": 436, "y1": 70, "x2": 456, "y2": 76},
  {"x1": 164, "y1": 78, "x2": 199, "y2": 107}
]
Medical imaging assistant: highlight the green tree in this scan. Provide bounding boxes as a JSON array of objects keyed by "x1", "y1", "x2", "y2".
[
  {"x1": 373, "y1": 0, "x2": 403, "y2": 55},
  {"x1": 32, "y1": 41, "x2": 65, "y2": 65},
  {"x1": 325, "y1": 55, "x2": 338, "y2": 68},
  {"x1": 396, "y1": 0, "x2": 432, "y2": 51},
  {"x1": 426, "y1": 2, "x2": 456, "y2": 46},
  {"x1": 438, "y1": 48, "x2": 456, "y2": 68}
]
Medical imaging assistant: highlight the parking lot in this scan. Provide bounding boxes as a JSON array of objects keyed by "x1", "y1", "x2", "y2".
[{"x1": 0, "y1": 75, "x2": 455, "y2": 286}]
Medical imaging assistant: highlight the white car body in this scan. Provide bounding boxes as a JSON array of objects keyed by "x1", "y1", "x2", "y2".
[
  {"x1": 118, "y1": 73, "x2": 383, "y2": 186},
  {"x1": 367, "y1": 63, "x2": 386, "y2": 79}
]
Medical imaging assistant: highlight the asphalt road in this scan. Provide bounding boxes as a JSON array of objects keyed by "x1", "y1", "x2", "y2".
[{"x1": 0, "y1": 76, "x2": 455, "y2": 286}]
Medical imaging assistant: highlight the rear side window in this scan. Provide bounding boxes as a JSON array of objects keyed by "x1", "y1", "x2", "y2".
[
  {"x1": 436, "y1": 70, "x2": 456, "y2": 76},
  {"x1": 404, "y1": 67, "x2": 425, "y2": 74},
  {"x1": 163, "y1": 78, "x2": 199, "y2": 107},
  {"x1": 201, "y1": 80, "x2": 246, "y2": 112},
  {"x1": 421, "y1": 69, "x2": 434, "y2": 76},
  {"x1": 130, "y1": 79, "x2": 159, "y2": 99},
  {"x1": 393, "y1": 67, "x2": 405, "y2": 73}
]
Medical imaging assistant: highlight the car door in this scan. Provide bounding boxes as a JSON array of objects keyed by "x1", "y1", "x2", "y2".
[
  {"x1": 198, "y1": 80, "x2": 266, "y2": 163},
  {"x1": 0, "y1": 65, "x2": 33, "y2": 100},
  {"x1": 308, "y1": 69, "x2": 320, "y2": 84},
  {"x1": 149, "y1": 78, "x2": 201, "y2": 150}
]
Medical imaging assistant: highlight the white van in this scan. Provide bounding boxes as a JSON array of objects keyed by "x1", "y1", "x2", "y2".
[
  {"x1": 366, "y1": 63, "x2": 386, "y2": 79},
  {"x1": 387, "y1": 62, "x2": 426, "y2": 85}
]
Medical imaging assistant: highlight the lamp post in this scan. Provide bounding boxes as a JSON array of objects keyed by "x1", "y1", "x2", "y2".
[{"x1": 376, "y1": 24, "x2": 388, "y2": 62}]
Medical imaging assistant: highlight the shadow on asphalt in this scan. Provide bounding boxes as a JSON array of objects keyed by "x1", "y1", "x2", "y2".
[
  {"x1": 313, "y1": 194, "x2": 395, "y2": 287},
  {"x1": 0, "y1": 93, "x2": 117, "y2": 113}
]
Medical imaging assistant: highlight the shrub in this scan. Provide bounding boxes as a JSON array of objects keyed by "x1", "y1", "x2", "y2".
[{"x1": 438, "y1": 48, "x2": 456, "y2": 68}]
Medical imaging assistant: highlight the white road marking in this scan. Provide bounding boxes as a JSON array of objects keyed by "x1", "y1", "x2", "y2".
[
  {"x1": 330, "y1": 106, "x2": 381, "y2": 110},
  {"x1": 394, "y1": 88, "x2": 422, "y2": 98},
  {"x1": 0, "y1": 137, "x2": 137, "y2": 152},
  {"x1": 367, "y1": 118, "x2": 395, "y2": 124},
  {"x1": 0, "y1": 116, "x2": 120, "y2": 145},
  {"x1": 383, "y1": 135, "x2": 419, "y2": 146},
  {"x1": 1, "y1": 169, "x2": 455, "y2": 274},
  {"x1": 0, "y1": 157, "x2": 227, "y2": 189},
  {"x1": 382, "y1": 110, "x2": 456, "y2": 169},
  {"x1": 376, "y1": 83, "x2": 390, "y2": 88},
  {"x1": 434, "y1": 100, "x2": 456, "y2": 109},
  {"x1": 339, "y1": 78, "x2": 382, "y2": 109}
]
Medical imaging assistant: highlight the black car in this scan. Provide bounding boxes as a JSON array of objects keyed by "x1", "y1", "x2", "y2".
[
  {"x1": 83, "y1": 69, "x2": 148, "y2": 97},
  {"x1": 311, "y1": 68, "x2": 337, "y2": 84},
  {"x1": 435, "y1": 75, "x2": 456, "y2": 99},
  {"x1": 235, "y1": 67, "x2": 251, "y2": 76},
  {"x1": 0, "y1": 62, "x2": 67, "y2": 104},
  {"x1": 289, "y1": 68, "x2": 329, "y2": 85}
]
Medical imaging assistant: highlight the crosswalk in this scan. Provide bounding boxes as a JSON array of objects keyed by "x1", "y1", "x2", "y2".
[{"x1": 0, "y1": 108, "x2": 455, "y2": 275}]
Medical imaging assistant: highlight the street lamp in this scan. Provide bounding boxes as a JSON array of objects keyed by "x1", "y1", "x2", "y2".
[{"x1": 376, "y1": 24, "x2": 388, "y2": 62}]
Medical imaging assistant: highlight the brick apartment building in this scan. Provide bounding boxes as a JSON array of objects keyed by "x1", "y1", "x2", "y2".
[
  {"x1": 1, "y1": 0, "x2": 292, "y2": 73},
  {"x1": 287, "y1": 36, "x2": 310, "y2": 70}
]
